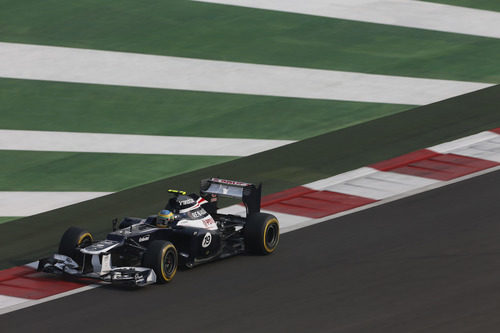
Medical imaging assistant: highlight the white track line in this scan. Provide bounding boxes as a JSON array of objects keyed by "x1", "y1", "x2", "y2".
[
  {"x1": 0, "y1": 192, "x2": 112, "y2": 216},
  {"x1": 0, "y1": 129, "x2": 295, "y2": 156},
  {"x1": 194, "y1": 0, "x2": 500, "y2": 39},
  {"x1": 0, "y1": 295, "x2": 30, "y2": 309},
  {"x1": 432, "y1": 134, "x2": 500, "y2": 163},
  {"x1": 0, "y1": 42, "x2": 491, "y2": 105},
  {"x1": 321, "y1": 171, "x2": 439, "y2": 200},
  {"x1": 428, "y1": 131, "x2": 500, "y2": 153},
  {"x1": 305, "y1": 167, "x2": 377, "y2": 189},
  {"x1": 0, "y1": 285, "x2": 100, "y2": 316}
]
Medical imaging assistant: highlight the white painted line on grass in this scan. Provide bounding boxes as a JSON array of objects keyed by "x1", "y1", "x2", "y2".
[
  {"x1": 0, "y1": 192, "x2": 112, "y2": 216},
  {"x1": 0, "y1": 129, "x2": 295, "y2": 156},
  {"x1": 194, "y1": 0, "x2": 500, "y2": 39},
  {"x1": 0, "y1": 42, "x2": 492, "y2": 105}
]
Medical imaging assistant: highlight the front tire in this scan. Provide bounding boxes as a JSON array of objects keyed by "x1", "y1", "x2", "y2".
[
  {"x1": 58, "y1": 226, "x2": 93, "y2": 266},
  {"x1": 142, "y1": 240, "x2": 178, "y2": 283},
  {"x1": 244, "y1": 213, "x2": 279, "y2": 255}
]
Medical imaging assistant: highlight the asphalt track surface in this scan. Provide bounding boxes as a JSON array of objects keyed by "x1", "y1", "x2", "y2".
[{"x1": 3, "y1": 169, "x2": 500, "y2": 332}]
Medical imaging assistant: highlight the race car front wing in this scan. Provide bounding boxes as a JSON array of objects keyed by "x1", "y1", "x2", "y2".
[{"x1": 37, "y1": 254, "x2": 157, "y2": 287}]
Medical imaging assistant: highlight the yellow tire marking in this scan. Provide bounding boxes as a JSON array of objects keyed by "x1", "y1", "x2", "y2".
[
  {"x1": 161, "y1": 243, "x2": 177, "y2": 282},
  {"x1": 263, "y1": 218, "x2": 279, "y2": 253},
  {"x1": 77, "y1": 232, "x2": 93, "y2": 245}
]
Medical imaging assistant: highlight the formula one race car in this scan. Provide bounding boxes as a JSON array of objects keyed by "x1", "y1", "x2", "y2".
[{"x1": 38, "y1": 178, "x2": 279, "y2": 287}]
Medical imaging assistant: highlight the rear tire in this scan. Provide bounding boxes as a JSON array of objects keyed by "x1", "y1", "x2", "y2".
[
  {"x1": 244, "y1": 213, "x2": 279, "y2": 255},
  {"x1": 58, "y1": 226, "x2": 93, "y2": 266},
  {"x1": 142, "y1": 240, "x2": 178, "y2": 283}
]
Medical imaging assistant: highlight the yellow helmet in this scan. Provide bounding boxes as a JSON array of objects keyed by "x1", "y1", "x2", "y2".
[{"x1": 157, "y1": 210, "x2": 175, "y2": 228}]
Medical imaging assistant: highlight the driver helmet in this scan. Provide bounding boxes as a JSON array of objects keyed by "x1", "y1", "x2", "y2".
[{"x1": 157, "y1": 209, "x2": 175, "y2": 228}]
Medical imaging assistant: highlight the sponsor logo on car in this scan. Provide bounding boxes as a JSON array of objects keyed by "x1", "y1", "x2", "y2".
[
  {"x1": 202, "y1": 217, "x2": 215, "y2": 228},
  {"x1": 212, "y1": 178, "x2": 251, "y2": 187},
  {"x1": 191, "y1": 210, "x2": 204, "y2": 218},
  {"x1": 179, "y1": 198, "x2": 195, "y2": 205}
]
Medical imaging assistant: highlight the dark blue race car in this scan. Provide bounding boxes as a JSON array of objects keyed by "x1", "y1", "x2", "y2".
[{"x1": 38, "y1": 178, "x2": 280, "y2": 287}]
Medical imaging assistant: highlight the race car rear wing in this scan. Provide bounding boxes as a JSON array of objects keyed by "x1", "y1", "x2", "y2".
[{"x1": 200, "y1": 178, "x2": 262, "y2": 216}]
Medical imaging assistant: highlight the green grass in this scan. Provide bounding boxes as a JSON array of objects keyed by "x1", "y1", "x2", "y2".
[
  {"x1": 419, "y1": 0, "x2": 500, "y2": 11},
  {"x1": 0, "y1": 78, "x2": 413, "y2": 140},
  {"x1": 0, "y1": 0, "x2": 499, "y2": 82},
  {"x1": 0, "y1": 150, "x2": 234, "y2": 191},
  {"x1": 0, "y1": 217, "x2": 19, "y2": 224}
]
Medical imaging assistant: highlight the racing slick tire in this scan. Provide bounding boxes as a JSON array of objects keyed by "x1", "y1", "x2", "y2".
[
  {"x1": 142, "y1": 240, "x2": 178, "y2": 284},
  {"x1": 244, "y1": 213, "x2": 279, "y2": 255},
  {"x1": 58, "y1": 226, "x2": 93, "y2": 266}
]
